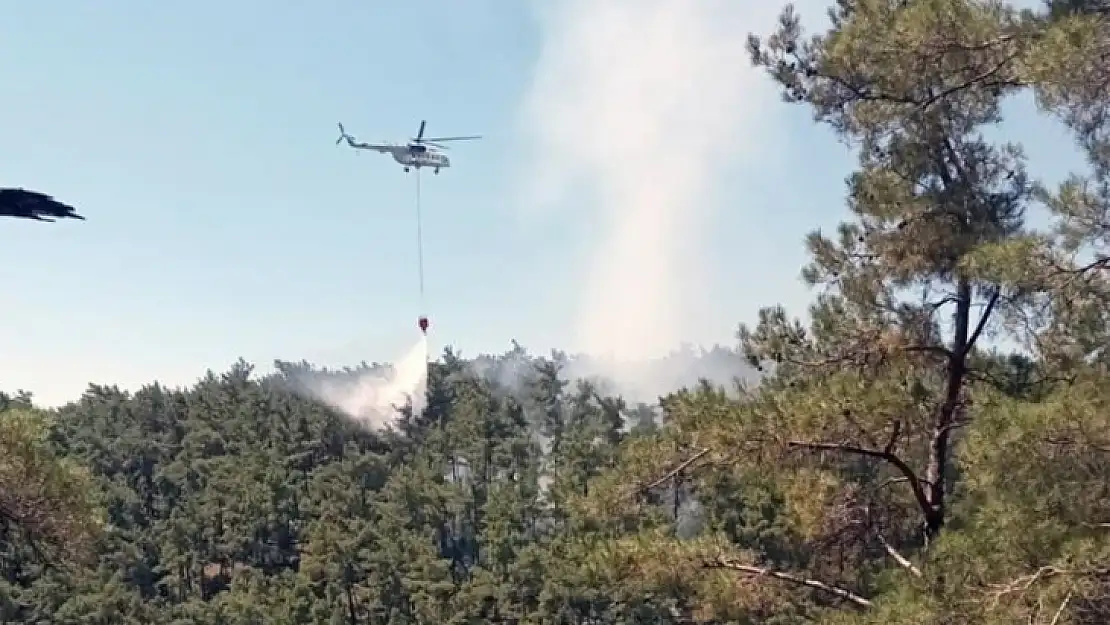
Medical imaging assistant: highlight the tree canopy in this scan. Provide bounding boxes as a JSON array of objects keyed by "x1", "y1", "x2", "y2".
[{"x1": 3, "y1": 0, "x2": 1108, "y2": 622}]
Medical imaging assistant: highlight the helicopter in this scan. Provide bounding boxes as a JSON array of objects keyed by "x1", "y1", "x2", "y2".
[{"x1": 334, "y1": 119, "x2": 481, "y2": 174}]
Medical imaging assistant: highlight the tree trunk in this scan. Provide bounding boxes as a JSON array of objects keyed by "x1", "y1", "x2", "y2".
[{"x1": 924, "y1": 277, "x2": 971, "y2": 540}]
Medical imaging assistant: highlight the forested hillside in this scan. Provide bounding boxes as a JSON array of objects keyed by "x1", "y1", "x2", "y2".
[{"x1": 4, "y1": 0, "x2": 1110, "y2": 623}]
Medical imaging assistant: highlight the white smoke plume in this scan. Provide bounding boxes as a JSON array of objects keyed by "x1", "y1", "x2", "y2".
[
  {"x1": 296, "y1": 334, "x2": 428, "y2": 429},
  {"x1": 463, "y1": 342, "x2": 755, "y2": 410},
  {"x1": 559, "y1": 345, "x2": 757, "y2": 404},
  {"x1": 517, "y1": 0, "x2": 789, "y2": 398}
]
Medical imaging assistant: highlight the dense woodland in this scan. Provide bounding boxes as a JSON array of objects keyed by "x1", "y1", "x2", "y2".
[{"x1": 4, "y1": 0, "x2": 1110, "y2": 622}]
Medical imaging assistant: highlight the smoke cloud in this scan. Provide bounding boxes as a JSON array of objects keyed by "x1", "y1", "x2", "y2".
[{"x1": 517, "y1": 0, "x2": 788, "y2": 397}]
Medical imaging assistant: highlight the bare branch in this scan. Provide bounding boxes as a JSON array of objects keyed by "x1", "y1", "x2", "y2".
[
  {"x1": 785, "y1": 341, "x2": 952, "y2": 371},
  {"x1": 790, "y1": 36, "x2": 1030, "y2": 118},
  {"x1": 788, "y1": 42, "x2": 1027, "y2": 114},
  {"x1": 883, "y1": 420, "x2": 902, "y2": 454},
  {"x1": 1049, "y1": 591, "x2": 1073, "y2": 625},
  {"x1": 988, "y1": 566, "x2": 1110, "y2": 606},
  {"x1": 639, "y1": 448, "x2": 710, "y2": 493},
  {"x1": 964, "y1": 288, "x2": 1001, "y2": 356},
  {"x1": 904, "y1": 344, "x2": 959, "y2": 360},
  {"x1": 876, "y1": 476, "x2": 912, "y2": 491},
  {"x1": 928, "y1": 295, "x2": 960, "y2": 311},
  {"x1": 988, "y1": 566, "x2": 1063, "y2": 606},
  {"x1": 876, "y1": 533, "x2": 923, "y2": 578},
  {"x1": 708, "y1": 556, "x2": 873, "y2": 609},
  {"x1": 921, "y1": 51, "x2": 1028, "y2": 110},
  {"x1": 965, "y1": 367, "x2": 1075, "y2": 396},
  {"x1": 788, "y1": 440, "x2": 935, "y2": 525},
  {"x1": 1049, "y1": 255, "x2": 1110, "y2": 285}
]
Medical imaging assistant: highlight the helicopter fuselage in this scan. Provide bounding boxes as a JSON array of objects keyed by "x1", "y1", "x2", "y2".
[{"x1": 390, "y1": 146, "x2": 450, "y2": 171}]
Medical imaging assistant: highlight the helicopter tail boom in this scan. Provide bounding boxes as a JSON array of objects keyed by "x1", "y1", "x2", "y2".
[{"x1": 335, "y1": 122, "x2": 394, "y2": 153}]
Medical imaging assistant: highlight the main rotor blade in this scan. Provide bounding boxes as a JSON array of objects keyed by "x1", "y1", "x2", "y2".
[
  {"x1": 423, "y1": 135, "x2": 482, "y2": 142},
  {"x1": 416, "y1": 120, "x2": 426, "y2": 141}
]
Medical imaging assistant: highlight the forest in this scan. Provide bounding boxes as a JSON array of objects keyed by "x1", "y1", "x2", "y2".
[{"x1": 3, "y1": 0, "x2": 1109, "y2": 623}]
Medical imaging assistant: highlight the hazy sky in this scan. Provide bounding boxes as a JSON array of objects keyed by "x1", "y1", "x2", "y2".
[{"x1": 0, "y1": 0, "x2": 1085, "y2": 406}]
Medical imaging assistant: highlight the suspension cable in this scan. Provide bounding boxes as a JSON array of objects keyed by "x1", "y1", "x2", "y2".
[{"x1": 415, "y1": 168, "x2": 426, "y2": 310}]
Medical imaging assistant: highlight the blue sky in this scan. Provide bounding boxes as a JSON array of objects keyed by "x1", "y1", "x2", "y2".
[{"x1": 0, "y1": 1, "x2": 1087, "y2": 406}]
